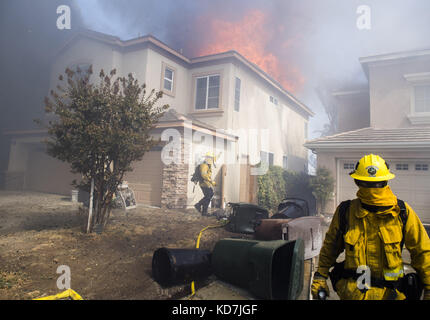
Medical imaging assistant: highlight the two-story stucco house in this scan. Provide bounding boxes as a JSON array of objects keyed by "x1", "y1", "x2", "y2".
[
  {"x1": 305, "y1": 48, "x2": 430, "y2": 223},
  {"x1": 4, "y1": 29, "x2": 313, "y2": 210}
]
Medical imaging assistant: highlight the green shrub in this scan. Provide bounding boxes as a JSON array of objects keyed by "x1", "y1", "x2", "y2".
[
  {"x1": 257, "y1": 165, "x2": 334, "y2": 214},
  {"x1": 257, "y1": 166, "x2": 286, "y2": 212},
  {"x1": 283, "y1": 170, "x2": 313, "y2": 197},
  {"x1": 310, "y1": 167, "x2": 335, "y2": 213}
]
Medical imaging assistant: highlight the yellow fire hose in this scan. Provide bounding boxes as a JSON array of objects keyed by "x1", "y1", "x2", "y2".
[
  {"x1": 33, "y1": 289, "x2": 83, "y2": 300},
  {"x1": 188, "y1": 221, "x2": 227, "y2": 299}
]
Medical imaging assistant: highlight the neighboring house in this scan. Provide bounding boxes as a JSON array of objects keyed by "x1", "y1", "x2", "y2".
[
  {"x1": 305, "y1": 48, "x2": 430, "y2": 223},
  {"x1": 4, "y1": 29, "x2": 314, "y2": 209}
]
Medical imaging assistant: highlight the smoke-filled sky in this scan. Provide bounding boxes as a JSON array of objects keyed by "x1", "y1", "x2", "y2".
[
  {"x1": 1, "y1": 0, "x2": 430, "y2": 149},
  {"x1": 74, "y1": 0, "x2": 430, "y2": 137}
]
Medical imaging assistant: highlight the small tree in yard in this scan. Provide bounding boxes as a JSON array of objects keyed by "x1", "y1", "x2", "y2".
[
  {"x1": 257, "y1": 166, "x2": 286, "y2": 212},
  {"x1": 310, "y1": 167, "x2": 335, "y2": 214},
  {"x1": 38, "y1": 66, "x2": 169, "y2": 233}
]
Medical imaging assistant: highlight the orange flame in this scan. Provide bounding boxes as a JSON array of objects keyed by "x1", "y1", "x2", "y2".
[{"x1": 196, "y1": 10, "x2": 304, "y2": 93}]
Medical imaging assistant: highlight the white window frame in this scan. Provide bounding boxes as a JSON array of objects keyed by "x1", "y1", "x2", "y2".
[
  {"x1": 283, "y1": 155, "x2": 288, "y2": 169},
  {"x1": 234, "y1": 77, "x2": 241, "y2": 112},
  {"x1": 343, "y1": 162, "x2": 355, "y2": 170},
  {"x1": 260, "y1": 151, "x2": 274, "y2": 166},
  {"x1": 69, "y1": 63, "x2": 92, "y2": 80},
  {"x1": 415, "y1": 163, "x2": 429, "y2": 171},
  {"x1": 160, "y1": 62, "x2": 176, "y2": 97},
  {"x1": 413, "y1": 84, "x2": 430, "y2": 113},
  {"x1": 164, "y1": 68, "x2": 174, "y2": 91},
  {"x1": 395, "y1": 163, "x2": 409, "y2": 171},
  {"x1": 270, "y1": 95, "x2": 278, "y2": 105},
  {"x1": 194, "y1": 74, "x2": 221, "y2": 110},
  {"x1": 404, "y1": 72, "x2": 430, "y2": 124}
]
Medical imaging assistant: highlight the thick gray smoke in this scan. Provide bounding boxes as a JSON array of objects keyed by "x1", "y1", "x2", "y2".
[
  {"x1": 0, "y1": 0, "x2": 84, "y2": 172},
  {"x1": 75, "y1": 0, "x2": 430, "y2": 135},
  {"x1": 1, "y1": 0, "x2": 430, "y2": 174}
]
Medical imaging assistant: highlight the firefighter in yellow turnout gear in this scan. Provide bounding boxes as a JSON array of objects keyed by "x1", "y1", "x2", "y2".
[
  {"x1": 194, "y1": 152, "x2": 216, "y2": 216},
  {"x1": 312, "y1": 154, "x2": 430, "y2": 300}
]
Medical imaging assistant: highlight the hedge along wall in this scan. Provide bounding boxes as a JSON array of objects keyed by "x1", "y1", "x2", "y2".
[
  {"x1": 257, "y1": 166, "x2": 330, "y2": 214},
  {"x1": 256, "y1": 166, "x2": 286, "y2": 213}
]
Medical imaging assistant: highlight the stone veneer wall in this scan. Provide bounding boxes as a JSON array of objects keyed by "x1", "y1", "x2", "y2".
[
  {"x1": 160, "y1": 139, "x2": 190, "y2": 209},
  {"x1": 161, "y1": 162, "x2": 189, "y2": 209}
]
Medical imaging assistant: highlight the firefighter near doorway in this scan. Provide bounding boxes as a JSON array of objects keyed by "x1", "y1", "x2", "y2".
[{"x1": 192, "y1": 152, "x2": 218, "y2": 216}]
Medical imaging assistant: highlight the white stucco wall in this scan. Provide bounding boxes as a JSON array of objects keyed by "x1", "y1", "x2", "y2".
[
  {"x1": 229, "y1": 61, "x2": 309, "y2": 172},
  {"x1": 368, "y1": 56, "x2": 430, "y2": 128},
  {"x1": 50, "y1": 37, "x2": 118, "y2": 90},
  {"x1": 47, "y1": 34, "x2": 311, "y2": 206}
]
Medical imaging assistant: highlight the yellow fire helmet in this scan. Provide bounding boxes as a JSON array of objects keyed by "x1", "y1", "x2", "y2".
[
  {"x1": 205, "y1": 151, "x2": 215, "y2": 159},
  {"x1": 349, "y1": 154, "x2": 395, "y2": 182}
]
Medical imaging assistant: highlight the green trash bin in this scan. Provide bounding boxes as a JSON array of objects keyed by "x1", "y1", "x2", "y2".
[{"x1": 211, "y1": 238, "x2": 304, "y2": 300}]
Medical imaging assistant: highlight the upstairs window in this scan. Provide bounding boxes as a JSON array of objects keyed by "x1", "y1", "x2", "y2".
[
  {"x1": 283, "y1": 156, "x2": 288, "y2": 169},
  {"x1": 414, "y1": 85, "x2": 430, "y2": 113},
  {"x1": 163, "y1": 67, "x2": 174, "y2": 92},
  {"x1": 269, "y1": 152, "x2": 274, "y2": 166},
  {"x1": 404, "y1": 73, "x2": 430, "y2": 125},
  {"x1": 69, "y1": 63, "x2": 91, "y2": 80},
  {"x1": 161, "y1": 63, "x2": 176, "y2": 96},
  {"x1": 270, "y1": 95, "x2": 278, "y2": 105},
  {"x1": 260, "y1": 151, "x2": 274, "y2": 166},
  {"x1": 195, "y1": 75, "x2": 220, "y2": 110},
  {"x1": 234, "y1": 77, "x2": 241, "y2": 112}
]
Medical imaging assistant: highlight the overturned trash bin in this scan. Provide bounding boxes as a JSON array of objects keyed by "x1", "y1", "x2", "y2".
[
  {"x1": 224, "y1": 202, "x2": 269, "y2": 234},
  {"x1": 255, "y1": 216, "x2": 323, "y2": 260},
  {"x1": 152, "y1": 248, "x2": 212, "y2": 287},
  {"x1": 271, "y1": 198, "x2": 310, "y2": 219},
  {"x1": 211, "y1": 238, "x2": 304, "y2": 300},
  {"x1": 254, "y1": 219, "x2": 292, "y2": 240}
]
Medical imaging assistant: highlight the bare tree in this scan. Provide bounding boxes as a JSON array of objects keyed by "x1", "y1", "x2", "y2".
[{"x1": 314, "y1": 86, "x2": 338, "y2": 137}]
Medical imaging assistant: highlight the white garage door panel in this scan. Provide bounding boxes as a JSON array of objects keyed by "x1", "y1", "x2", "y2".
[
  {"x1": 338, "y1": 161, "x2": 357, "y2": 203},
  {"x1": 338, "y1": 159, "x2": 430, "y2": 224},
  {"x1": 125, "y1": 151, "x2": 163, "y2": 207}
]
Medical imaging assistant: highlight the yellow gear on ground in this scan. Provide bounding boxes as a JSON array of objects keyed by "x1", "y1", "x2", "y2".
[
  {"x1": 349, "y1": 154, "x2": 395, "y2": 182},
  {"x1": 33, "y1": 289, "x2": 83, "y2": 300}
]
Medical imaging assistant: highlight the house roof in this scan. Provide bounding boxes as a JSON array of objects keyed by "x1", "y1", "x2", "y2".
[
  {"x1": 5, "y1": 109, "x2": 238, "y2": 141},
  {"x1": 359, "y1": 47, "x2": 430, "y2": 78},
  {"x1": 304, "y1": 127, "x2": 430, "y2": 151},
  {"x1": 156, "y1": 109, "x2": 238, "y2": 141},
  {"x1": 57, "y1": 29, "x2": 314, "y2": 118}
]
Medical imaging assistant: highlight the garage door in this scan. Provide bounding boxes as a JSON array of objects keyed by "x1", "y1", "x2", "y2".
[
  {"x1": 26, "y1": 150, "x2": 79, "y2": 195},
  {"x1": 338, "y1": 159, "x2": 430, "y2": 223},
  {"x1": 125, "y1": 151, "x2": 163, "y2": 207}
]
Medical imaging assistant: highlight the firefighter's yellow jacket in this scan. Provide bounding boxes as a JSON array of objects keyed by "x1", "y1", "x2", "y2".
[
  {"x1": 316, "y1": 186, "x2": 430, "y2": 300},
  {"x1": 199, "y1": 162, "x2": 214, "y2": 188}
]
